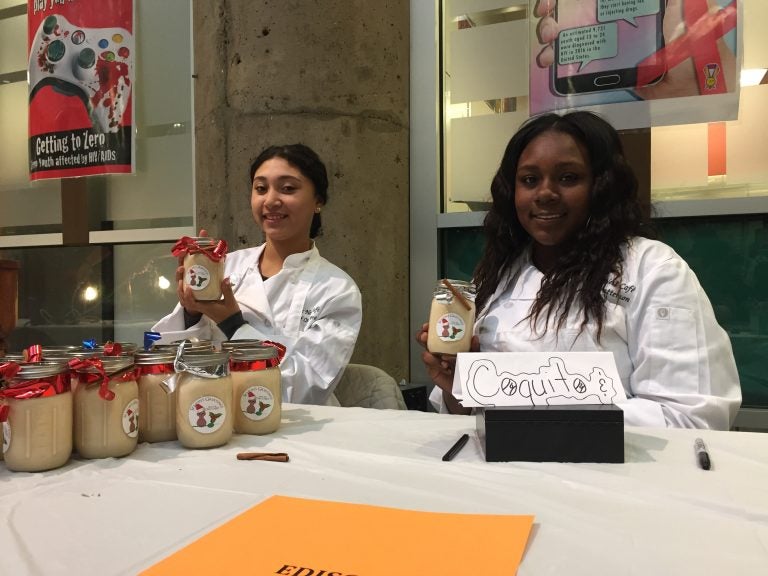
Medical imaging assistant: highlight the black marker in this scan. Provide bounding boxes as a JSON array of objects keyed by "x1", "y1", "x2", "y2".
[
  {"x1": 442, "y1": 433, "x2": 469, "y2": 461},
  {"x1": 694, "y1": 437, "x2": 711, "y2": 470}
]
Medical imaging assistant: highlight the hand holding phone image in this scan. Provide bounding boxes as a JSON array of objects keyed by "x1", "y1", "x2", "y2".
[{"x1": 534, "y1": 0, "x2": 737, "y2": 100}]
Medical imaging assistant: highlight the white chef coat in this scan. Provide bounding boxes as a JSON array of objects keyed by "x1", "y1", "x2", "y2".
[
  {"x1": 152, "y1": 243, "x2": 362, "y2": 405},
  {"x1": 430, "y1": 237, "x2": 741, "y2": 430}
]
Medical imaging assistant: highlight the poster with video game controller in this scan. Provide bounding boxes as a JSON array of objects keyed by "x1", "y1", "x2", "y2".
[
  {"x1": 529, "y1": 0, "x2": 741, "y2": 129},
  {"x1": 27, "y1": 0, "x2": 134, "y2": 180}
]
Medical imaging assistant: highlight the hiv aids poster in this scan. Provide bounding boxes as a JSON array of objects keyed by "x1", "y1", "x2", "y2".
[
  {"x1": 28, "y1": 0, "x2": 134, "y2": 180},
  {"x1": 529, "y1": 0, "x2": 741, "y2": 129}
]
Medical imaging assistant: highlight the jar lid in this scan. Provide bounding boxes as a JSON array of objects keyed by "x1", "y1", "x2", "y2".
[
  {"x1": 433, "y1": 279, "x2": 476, "y2": 303},
  {"x1": 188, "y1": 236, "x2": 217, "y2": 247},
  {"x1": 230, "y1": 346, "x2": 279, "y2": 361},
  {"x1": 15, "y1": 361, "x2": 69, "y2": 379},
  {"x1": 221, "y1": 339, "x2": 263, "y2": 351},
  {"x1": 41, "y1": 345, "x2": 81, "y2": 353},
  {"x1": 134, "y1": 350, "x2": 178, "y2": 365},
  {"x1": 73, "y1": 356, "x2": 134, "y2": 375},
  {"x1": 180, "y1": 350, "x2": 229, "y2": 368},
  {"x1": 155, "y1": 339, "x2": 214, "y2": 353},
  {"x1": 94, "y1": 342, "x2": 138, "y2": 355},
  {"x1": 62, "y1": 349, "x2": 103, "y2": 359}
]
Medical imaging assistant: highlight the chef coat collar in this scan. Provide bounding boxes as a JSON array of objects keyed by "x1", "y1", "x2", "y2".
[{"x1": 281, "y1": 242, "x2": 318, "y2": 269}]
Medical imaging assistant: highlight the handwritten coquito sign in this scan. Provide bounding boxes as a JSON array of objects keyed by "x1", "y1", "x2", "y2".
[{"x1": 452, "y1": 352, "x2": 627, "y2": 408}]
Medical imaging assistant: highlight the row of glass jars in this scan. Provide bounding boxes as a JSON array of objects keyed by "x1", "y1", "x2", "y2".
[{"x1": 0, "y1": 341, "x2": 282, "y2": 473}]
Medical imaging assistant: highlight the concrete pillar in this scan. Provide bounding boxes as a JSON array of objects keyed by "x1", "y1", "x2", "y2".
[{"x1": 193, "y1": 0, "x2": 410, "y2": 382}]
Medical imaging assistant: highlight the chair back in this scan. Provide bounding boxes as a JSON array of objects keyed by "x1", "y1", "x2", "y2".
[{"x1": 334, "y1": 364, "x2": 407, "y2": 410}]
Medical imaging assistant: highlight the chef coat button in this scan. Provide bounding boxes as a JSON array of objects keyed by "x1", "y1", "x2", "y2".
[
  {"x1": 264, "y1": 320, "x2": 271, "y2": 328},
  {"x1": 657, "y1": 307, "x2": 669, "y2": 319}
]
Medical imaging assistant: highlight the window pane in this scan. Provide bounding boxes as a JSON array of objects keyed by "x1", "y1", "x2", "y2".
[
  {"x1": 1, "y1": 242, "x2": 179, "y2": 351},
  {"x1": 1, "y1": 245, "x2": 114, "y2": 349}
]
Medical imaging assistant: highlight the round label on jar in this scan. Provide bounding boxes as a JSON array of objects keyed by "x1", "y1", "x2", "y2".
[
  {"x1": 188, "y1": 396, "x2": 227, "y2": 434},
  {"x1": 435, "y1": 313, "x2": 467, "y2": 342},
  {"x1": 240, "y1": 386, "x2": 275, "y2": 421},
  {"x1": 2, "y1": 422, "x2": 9, "y2": 454},
  {"x1": 122, "y1": 399, "x2": 140, "y2": 437},
  {"x1": 185, "y1": 265, "x2": 211, "y2": 291}
]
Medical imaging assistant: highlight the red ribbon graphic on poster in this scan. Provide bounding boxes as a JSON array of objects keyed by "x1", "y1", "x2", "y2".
[{"x1": 27, "y1": 0, "x2": 134, "y2": 180}]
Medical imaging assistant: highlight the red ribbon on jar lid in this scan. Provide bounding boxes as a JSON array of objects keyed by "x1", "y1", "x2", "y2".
[
  {"x1": 68, "y1": 357, "x2": 115, "y2": 401},
  {"x1": 171, "y1": 236, "x2": 228, "y2": 262},
  {"x1": 0, "y1": 381, "x2": 57, "y2": 401},
  {"x1": 103, "y1": 341, "x2": 122, "y2": 356},
  {"x1": 0, "y1": 361, "x2": 21, "y2": 380},
  {"x1": 230, "y1": 357, "x2": 281, "y2": 371},
  {"x1": 261, "y1": 340, "x2": 287, "y2": 363},
  {"x1": 23, "y1": 344, "x2": 43, "y2": 363}
]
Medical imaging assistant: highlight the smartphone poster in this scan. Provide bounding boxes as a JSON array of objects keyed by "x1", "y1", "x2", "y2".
[
  {"x1": 529, "y1": 0, "x2": 741, "y2": 129},
  {"x1": 27, "y1": 0, "x2": 135, "y2": 180}
]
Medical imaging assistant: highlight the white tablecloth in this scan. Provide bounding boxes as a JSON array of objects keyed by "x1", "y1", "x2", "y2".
[{"x1": 1, "y1": 404, "x2": 766, "y2": 575}]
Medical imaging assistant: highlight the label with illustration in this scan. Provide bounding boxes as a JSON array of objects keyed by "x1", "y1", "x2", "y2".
[
  {"x1": 188, "y1": 395, "x2": 227, "y2": 434},
  {"x1": 2, "y1": 422, "x2": 9, "y2": 453},
  {"x1": 435, "y1": 313, "x2": 467, "y2": 342},
  {"x1": 240, "y1": 386, "x2": 274, "y2": 421},
  {"x1": 185, "y1": 265, "x2": 211, "y2": 291},
  {"x1": 122, "y1": 399, "x2": 139, "y2": 437}
]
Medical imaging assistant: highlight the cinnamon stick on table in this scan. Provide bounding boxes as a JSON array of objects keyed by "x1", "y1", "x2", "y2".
[{"x1": 236, "y1": 452, "x2": 289, "y2": 462}]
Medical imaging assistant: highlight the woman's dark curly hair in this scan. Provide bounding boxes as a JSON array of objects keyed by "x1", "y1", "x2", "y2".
[
  {"x1": 249, "y1": 144, "x2": 329, "y2": 238},
  {"x1": 473, "y1": 111, "x2": 648, "y2": 339}
]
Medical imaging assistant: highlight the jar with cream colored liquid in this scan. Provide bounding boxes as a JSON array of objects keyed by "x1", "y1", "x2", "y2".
[
  {"x1": 230, "y1": 346, "x2": 282, "y2": 435},
  {"x1": 172, "y1": 236, "x2": 228, "y2": 302},
  {"x1": 427, "y1": 280, "x2": 477, "y2": 354},
  {"x1": 70, "y1": 356, "x2": 139, "y2": 459},
  {"x1": 134, "y1": 350, "x2": 177, "y2": 443},
  {"x1": 0, "y1": 361, "x2": 72, "y2": 472},
  {"x1": 174, "y1": 351, "x2": 233, "y2": 449}
]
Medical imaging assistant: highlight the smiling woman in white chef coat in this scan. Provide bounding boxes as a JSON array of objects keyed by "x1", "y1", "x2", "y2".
[
  {"x1": 153, "y1": 144, "x2": 362, "y2": 405},
  {"x1": 418, "y1": 112, "x2": 742, "y2": 429}
]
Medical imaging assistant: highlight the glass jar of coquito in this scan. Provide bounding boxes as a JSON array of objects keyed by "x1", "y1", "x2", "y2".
[
  {"x1": 174, "y1": 350, "x2": 233, "y2": 449},
  {"x1": 70, "y1": 356, "x2": 139, "y2": 459},
  {"x1": 229, "y1": 346, "x2": 282, "y2": 435},
  {"x1": 0, "y1": 361, "x2": 73, "y2": 472},
  {"x1": 134, "y1": 350, "x2": 177, "y2": 443},
  {"x1": 427, "y1": 280, "x2": 477, "y2": 354},
  {"x1": 172, "y1": 236, "x2": 228, "y2": 301}
]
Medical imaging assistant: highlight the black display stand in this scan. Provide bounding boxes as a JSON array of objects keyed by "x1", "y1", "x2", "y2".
[{"x1": 476, "y1": 404, "x2": 624, "y2": 463}]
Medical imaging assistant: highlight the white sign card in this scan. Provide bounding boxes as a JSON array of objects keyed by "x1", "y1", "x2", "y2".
[{"x1": 452, "y1": 352, "x2": 627, "y2": 408}]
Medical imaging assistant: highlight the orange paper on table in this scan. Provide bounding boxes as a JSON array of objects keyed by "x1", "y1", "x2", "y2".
[{"x1": 141, "y1": 495, "x2": 534, "y2": 576}]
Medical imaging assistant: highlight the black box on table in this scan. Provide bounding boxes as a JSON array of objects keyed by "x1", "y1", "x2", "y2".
[{"x1": 476, "y1": 404, "x2": 624, "y2": 463}]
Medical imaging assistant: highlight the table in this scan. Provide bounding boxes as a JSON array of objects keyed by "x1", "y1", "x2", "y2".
[{"x1": 1, "y1": 404, "x2": 766, "y2": 575}]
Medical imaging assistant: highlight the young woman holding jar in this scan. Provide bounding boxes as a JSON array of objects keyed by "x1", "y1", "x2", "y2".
[
  {"x1": 153, "y1": 144, "x2": 362, "y2": 406},
  {"x1": 417, "y1": 111, "x2": 741, "y2": 429}
]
